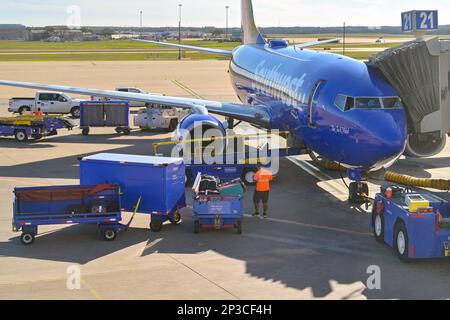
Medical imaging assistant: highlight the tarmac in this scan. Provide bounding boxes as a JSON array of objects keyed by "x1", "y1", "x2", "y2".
[{"x1": 0, "y1": 61, "x2": 449, "y2": 300}]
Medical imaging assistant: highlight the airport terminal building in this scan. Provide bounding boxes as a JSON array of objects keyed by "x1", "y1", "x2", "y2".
[{"x1": 0, "y1": 24, "x2": 28, "y2": 40}]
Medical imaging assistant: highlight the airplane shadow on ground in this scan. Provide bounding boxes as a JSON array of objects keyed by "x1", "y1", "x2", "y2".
[
  {"x1": 1, "y1": 225, "x2": 151, "y2": 265},
  {"x1": 0, "y1": 135, "x2": 171, "y2": 180}
]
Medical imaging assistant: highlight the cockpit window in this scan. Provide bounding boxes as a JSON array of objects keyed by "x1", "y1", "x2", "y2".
[
  {"x1": 334, "y1": 94, "x2": 347, "y2": 110},
  {"x1": 335, "y1": 95, "x2": 403, "y2": 111},
  {"x1": 382, "y1": 97, "x2": 403, "y2": 109},
  {"x1": 355, "y1": 97, "x2": 383, "y2": 109}
]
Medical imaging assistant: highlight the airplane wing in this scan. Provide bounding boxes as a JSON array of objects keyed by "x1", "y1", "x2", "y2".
[
  {"x1": 295, "y1": 38, "x2": 341, "y2": 49},
  {"x1": 134, "y1": 39, "x2": 233, "y2": 57},
  {"x1": 0, "y1": 80, "x2": 270, "y2": 127}
]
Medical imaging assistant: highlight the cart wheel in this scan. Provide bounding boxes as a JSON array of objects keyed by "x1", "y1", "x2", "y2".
[
  {"x1": 170, "y1": 211, "x2": 182, "y2": 225},
  {"x1": 82, "y1": 128, "x2": 90, "y2": 136},
  {"x1": 394, "y1": 223, "x2": 410, "y2": 263},
  {"x1": 373, "y1": 213, "x2": 385, "y2": 243},
  {"x1": 194, "y1": 220, "x2": 200, "y2": 234},
  {"x1": 150, "y1": 218, "x2": 163, "y2": 232},
  {"x1": 242, "y1": 169, "x2": 257, "y2": 186},
  {"x1": 102, "y1": 229, "x2": 117, "y2": 241},
  {"x1": 21, "y1": 232, "x2": 35, "y2": 245},
  {"x1": 235, "y1": 219, "x2": 243, "y2": 235},
  {"x1": 15, "y1": 130, "x2": 28, "y2": 142}
]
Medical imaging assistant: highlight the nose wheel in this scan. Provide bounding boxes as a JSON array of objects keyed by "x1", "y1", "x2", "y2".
[
  {"x1": 348, "y1": 182, "x2": 370, "y2": 205},
  {"x1": 345, "y1": 169, "x2": 371, "y2": 209}
]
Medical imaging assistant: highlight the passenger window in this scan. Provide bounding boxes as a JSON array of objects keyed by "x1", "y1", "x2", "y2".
[
  {"x1": 39, "y1": 94, "x2": 50, "y2": 101},
  {"x1": 117, "y1": 89, "x2": 127, "y2": 92},
  {"x1": 334, "y1": 94, "x2": 347, "y2": 110},
  {"x1": 57, "y1": 95, "x2": 67, "y2": 102}
]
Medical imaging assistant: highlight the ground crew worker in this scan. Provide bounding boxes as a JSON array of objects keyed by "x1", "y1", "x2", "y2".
[
  {"x1": 253, "y1": 164, "x2": 273, "y2": 218},
  {"x1": 34, "y1": 108, "x2": 44, "y2": 116}
]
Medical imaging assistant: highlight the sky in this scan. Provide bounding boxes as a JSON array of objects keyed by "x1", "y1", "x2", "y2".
[{"x1": 1, "y1": 0, "x2": 449, "y2": 28}]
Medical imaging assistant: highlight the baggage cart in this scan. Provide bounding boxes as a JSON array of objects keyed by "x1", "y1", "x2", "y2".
[
  {"x1": 192, "y1": 174, "x2": 244, "y2": 234},
  {"x1": 80, "y1": 101, "x2": 130, "y2": 136},
  {"x1": 80, "y1": 153, "x2": 186, "y2": 232},
  {"x1": 12, "y1": 184, "x2": 134, "y2": 245},
  {"x1": 0, "y1": 115, "x2": 75, "y2": 142}
]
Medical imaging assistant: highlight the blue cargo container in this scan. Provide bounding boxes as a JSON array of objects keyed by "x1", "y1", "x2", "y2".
[
  {"x1": 80, "y1": 101, "x2": 130, "y2": 136},
  {"x1": 80, "y1": 153, "x2": 186, "y2": 232}
]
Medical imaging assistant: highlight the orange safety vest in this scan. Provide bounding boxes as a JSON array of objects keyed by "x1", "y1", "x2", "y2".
[{"x1": 255, "y1": 168, "x2": 273, "y2": 192}]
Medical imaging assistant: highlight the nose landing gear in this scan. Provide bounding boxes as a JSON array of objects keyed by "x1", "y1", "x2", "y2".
[{"x1": 346, "y1": 168, "x2": 371, "y2": 209}]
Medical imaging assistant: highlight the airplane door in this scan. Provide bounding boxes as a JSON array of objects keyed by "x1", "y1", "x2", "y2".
[{"x1": 307, "y1": 80, "x2": 326, "y2": 128}]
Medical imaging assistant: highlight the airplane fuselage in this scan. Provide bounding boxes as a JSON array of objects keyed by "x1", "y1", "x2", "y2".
[{"x1": 229, "y1": 43, "x2": 408, "y2": 170}]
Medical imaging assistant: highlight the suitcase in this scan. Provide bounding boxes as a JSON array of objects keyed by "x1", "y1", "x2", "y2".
[
  {"x1": 218, "y1": 179, "x2": 246, "y2": 198},
  {"x1": 199, "y1": 175, "x2": 220, "y2": 192}
]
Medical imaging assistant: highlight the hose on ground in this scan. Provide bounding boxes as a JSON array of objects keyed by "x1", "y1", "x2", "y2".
[
  {"x1": 308, "y1": 152, "x2": 450, "y2": 191},
  {"x1": 384, "y1": 171, "x2": 450, "y2": 191}
]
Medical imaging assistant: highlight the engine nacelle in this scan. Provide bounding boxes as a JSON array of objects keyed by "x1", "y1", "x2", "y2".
[
  {"x1": 173, "y1": 113, "x2": 226, "y2": 142},
  {"x1": 404, "y1": 132, "x2": 447, "y2": 158}
]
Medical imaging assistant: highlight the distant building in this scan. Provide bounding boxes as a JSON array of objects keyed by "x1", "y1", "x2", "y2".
[
  {"x1": 0, "y1": 24, "x2": 28, "y2": 40},
  {"x1": 28, "y1": 29, "x2": 46, "y2": 41},
  {"x1": 111, "y1": 33, "x2": 140, "y2": 40}
]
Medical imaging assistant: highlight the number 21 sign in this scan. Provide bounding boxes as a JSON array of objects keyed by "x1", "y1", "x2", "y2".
[{"x1": 402, "y1": 10, "x2": 438, "y2": 33}]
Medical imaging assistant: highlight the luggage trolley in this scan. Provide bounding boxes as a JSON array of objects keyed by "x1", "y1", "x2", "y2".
[
  {"x1": 192, "y1": 173, "x2": 245, "y2": 234},
  {"x1": 12, "y1": 184, "x2": 139, "y2": 245}
]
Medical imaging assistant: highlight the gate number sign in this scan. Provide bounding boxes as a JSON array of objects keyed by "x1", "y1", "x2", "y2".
[{"x1": 402, "y1": 10, "x2": 438, "y2": 32}]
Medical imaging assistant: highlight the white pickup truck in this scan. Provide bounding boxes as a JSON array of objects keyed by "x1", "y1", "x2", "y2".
[
  {"x1": 93, "y1": 87, "x2": 150, "y2": 108},
  {"x1": 8, "y1": 92, "x2": 83, "y2": 118}
]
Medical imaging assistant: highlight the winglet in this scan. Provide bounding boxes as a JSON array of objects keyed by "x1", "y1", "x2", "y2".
[{"x1": 241, "y1": 0, "x2": 265, "y2": 45}]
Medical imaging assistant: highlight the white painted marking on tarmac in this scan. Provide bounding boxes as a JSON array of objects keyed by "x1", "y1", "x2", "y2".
[
  {"x1": 145, "y1": 238, "x2": 163, "y2": 251},
  {"x1": 286, "y1": 156, "x2": 348, "y2": 199}
]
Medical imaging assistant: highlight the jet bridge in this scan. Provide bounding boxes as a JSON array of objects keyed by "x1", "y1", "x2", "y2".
[{"x1": 368, "y1": 37, "x2": 450, "y2": 158}]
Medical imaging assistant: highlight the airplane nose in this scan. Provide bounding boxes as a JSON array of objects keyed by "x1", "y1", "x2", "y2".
[{"x1": 352, "y1": 110, "x2": 407, "y2": 168}]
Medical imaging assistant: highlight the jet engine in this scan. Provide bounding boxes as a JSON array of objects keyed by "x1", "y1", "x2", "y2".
[
  {"x1": 174, "y1": 114, "x2": 226, "y2": 141},
  {"x1": 172, "y1": 114, "x2": 227, "y2": 159},
  {"x1": 404, "y1": 132, "x2": 447, "y2": 158}
]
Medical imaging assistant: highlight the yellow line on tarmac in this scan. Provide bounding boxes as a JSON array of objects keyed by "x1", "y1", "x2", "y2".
[
  {"x1": 81, "y1": 279, "x2": 103, "y2": 300},
  {"x1": 171, "y1": 79, "x2": 204, "y2": 99}
]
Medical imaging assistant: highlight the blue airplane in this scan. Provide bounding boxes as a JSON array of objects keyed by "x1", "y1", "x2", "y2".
[{"x1": 0, "y1": 0, "x2": 409, "y2": 197}]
